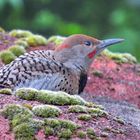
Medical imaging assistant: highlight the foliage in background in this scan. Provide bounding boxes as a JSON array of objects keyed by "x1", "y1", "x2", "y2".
[{"x1": 0, "y1": 0, "x2": 140, "y2": 60}]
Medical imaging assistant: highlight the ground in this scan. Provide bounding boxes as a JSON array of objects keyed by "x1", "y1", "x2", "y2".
[{"x1": 0, "y1": 30, "x2": 140, "y2": 140}]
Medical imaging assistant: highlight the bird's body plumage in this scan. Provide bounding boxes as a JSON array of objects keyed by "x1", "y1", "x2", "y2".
[
  {"x1": 0, "y1": 50, "x2": 85, "y2": 94},
  {"x1": 0, "y1": 34, "x2": 123, "y2": 94}
]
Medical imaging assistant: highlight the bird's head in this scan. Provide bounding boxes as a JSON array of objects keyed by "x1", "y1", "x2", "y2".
[{"x1": 55, "y1": 34, "x2": 124, "y2": 67}]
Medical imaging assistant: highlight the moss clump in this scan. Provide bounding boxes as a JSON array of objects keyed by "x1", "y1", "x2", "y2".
[
  {"x1": 45, "y1": 127, "x2": 54, "y2": 137},
  {"x1": 37, "y1": 90, "x2": 71, "y2": 105},
  {"x1": 16, "y1": 88, "x2": 86, "y2": 105},
  {"x1": 0, "y1": 88, "x2": 12, "y2": 95},
  {"x1": 32, "y1": 105, "x2": 62, "y2": 118},
  {"x1": 26, "y1": 35, "x2": 47, "y2": 46},
  {"x1": 92, "y1": 70, "x2": 103, "y2": 78},
  {"x1": 22, "y1": 103, "x2": 33, "y2": 110},
  {"x1": 69, "y1": 95, "x2": 87, "y2": 105},
  {"x1": 102, "y1": 49, "x2": 137, "y2": 64},
  {"x1": 87, "y1": 128, "x2": 98, "y2": 140},
  {"x1": 11, "y1": 113, "x2": 31, "y2": 128},
  {"x1": 8, "y1": 45, "x2": 26, "y2": 57},
  {"x1": 0, "y1": 104, "x2": 33, "y2": 120},
  {"x1": 0, "y1": 50, "x2": 16, "y2": 64},
  {"x1": 44, "y1": 118, "x2": 79, "y2": 132},
  {"x1": 68, "y1": 105, "x2": 87, "y2": 113},
  {"x1": 14, "y1": 39, "x2": 29, "y2": 48},
  {"x1": 47, "y1": 35, "x2": 66, "y2": 46},
  {"x1": 78, "y1": 114, "x2": 92, "y2": 121},
  {"x1": 13, "y1": 123, "x2": 35, "y2": 140},
  {"x1": 9, "y1": 29, "x2": 33, "y2": 38},
  {"x1": 88, "y1": 108, "x2": 107, "y2": 117},
  {"x1": 58, "y1": 129, "x2": 72, "y2": 139},
  {"x1": 15, "y1": 88, "x2": 38, "y2": 100},
  {"x1": 77, "y1": 130, "x2": 86, "y2": 139},
  {"x1": 68, "y1": 105, "x2": 106, "y2": 118}
]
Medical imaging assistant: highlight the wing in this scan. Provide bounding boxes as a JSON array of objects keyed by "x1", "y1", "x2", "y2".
[{"x1": 0, "y1": 51, "x2": 79, "y2": 93}]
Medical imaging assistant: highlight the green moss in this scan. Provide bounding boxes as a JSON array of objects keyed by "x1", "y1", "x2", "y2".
[
  {"x1": 0, "y1": 50, "x2": 16, "y2": 64},
  {"x1": 47, "y1": 35, "x2": 66, "y2": 46},
  {"x1": 78, "y1": 114, "x2": 92, "y2": 121},
  {"x1": 45, "y1": 127, "x2": 54, "y2": 137},
  {"x1": 102, "y1": 49, "x2": 137, "y2": 64},
  {"x1": 0, "y1": 88, "x2": 12, "y2": 95},
  {"x1": 68, "y1": 105, "x2": 87, "y2": 113},
  {"x1": 9, "y1": 45, "x2": 26, "y2": 57},
  {"x1": 9, "y1": 29, "x2": 33, "y2": 38},
  {"x1": 32, "y1": 105, "x2": 62, "y2": 118},
  {"x1": 77, "y1": 130, "x2": 86, "y2": 139},
  {"x1": 26, "y1": 34, "x2": 47, "y2": 46},
  {"x1": 14, "y1": 39, "x2": 29, "y2": 48},
  {"x1": 44, "y1": 118, "x2": 79, "y2": 132},
  {"x1": 92, "y1": 70, "x2": 103, "y2": 78},
  {"x1": 69, "y1": 95, "x2": 87, "y2": 105},
  {"x1": 22, "y1": 103, "x2": 33, "y2": 110},
  {"x1": 15, "y1": 88, "x2": 38, "y2": 100},
  {"x1": 88, "y1": 108, "x2": 107, "y2": 117},
  {"x1": 13, "y1": 123, "x2": 35, "y2": 140},
  {"x1": 36, "y1": 89, "x2": 86, "y2": 105},
  {"x1": 87, "y1": 128, "x2": 97, "y2": 140},
  {"x1": 11, "y1": 113, "x2": 31, "y2": 128},
  {"x1": 0, "y1": 104, "x2": 33, "y2": 120},
  {"x1": 16, "y1": 88, "x2": 86, "y2": 105},
  {"x1": 58, "y1": 129, "x2": 72, "y2": 139}
]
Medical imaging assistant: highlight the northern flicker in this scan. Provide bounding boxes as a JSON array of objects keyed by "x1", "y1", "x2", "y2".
[{"x1": 0, "y1": 34, "x2": 123, "y2": 94}]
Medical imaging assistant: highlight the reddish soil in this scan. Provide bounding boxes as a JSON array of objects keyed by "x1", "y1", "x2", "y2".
[{"x1": 85, "y1": 56, "x2": 140, "y2": 108}]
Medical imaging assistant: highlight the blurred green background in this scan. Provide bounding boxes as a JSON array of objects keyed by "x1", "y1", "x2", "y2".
[{"x1": 0, "y1": 0, "x2": 140, "y2": 60}]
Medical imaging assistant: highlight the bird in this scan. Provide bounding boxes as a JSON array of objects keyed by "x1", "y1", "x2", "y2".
[{"x1": 0, "y1": 34, "x2": 124, "y2": 94}]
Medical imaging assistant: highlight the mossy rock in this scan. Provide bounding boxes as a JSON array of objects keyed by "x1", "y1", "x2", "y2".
[
  {"x1": 47, "y1": 35, "x2": 66, "y2": 46},
  {"x1": 0, "y1": 104, "x2": 33, "y2": 120},
  {"x1": 44, "y1": 118, "x2": 79, "y2": 132},
  {"x1": 88, "y1": 107, "x2": 107, "y2": 117},
  {"x1": 9, "y1": 29, "x2": 33, "y2": 38},
  {"x1": 68, "y1": 105, "x2": 87, "y2": 113},
  {"x1": 77, "y1": 130, "x2": 86, "y2": 139},
  {"x1": 15, "y1": 88, "x2": 87, "y2": 105},
  {"x1": 16, "y1": 88, "x2": 39, "y2": 100},
  {"x1": 58, "y1": 129, "x2": 72, "y2": 139},
  {"x1": 78, "y1": 114, "x2": 92, "y2": 121},
  {"x1": 13, "y1": 123, "x2": 36, "y2": 140},
  {"x1": 0, "y1": 88, "x2": 12, "y2": 95},
  {"x1": 102, "y1": 49, "x2": 137, "y2": 64},
  {"x1": 32, "y1": 105, "x2": 62, "y2": 118},
  {"x1": 0, "y1": 50, "x2": 16, "y2": 64},
  {"x1": 14, "y1": 39, "x2": 29, "y2": 48},
  {"x1": 9, "y1": 45, "x2": 26, "y2": 57},
  {"x1": 11, "y1": 113, "x2": 32, "y2": 128},
  {"x1": 87, "y1": 128, "x2": 98, "y2": 140},
  {"x1": 26, "y1": 34, "x2": 47, "y2": 46}
]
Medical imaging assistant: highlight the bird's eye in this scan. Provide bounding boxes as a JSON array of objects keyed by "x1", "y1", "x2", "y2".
[{"x1": 84, "y1": 41, "x2": 92, "y2": 46}]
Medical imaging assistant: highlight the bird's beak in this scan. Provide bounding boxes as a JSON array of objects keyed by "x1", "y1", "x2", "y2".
[{"x1": 96, "y1": 38, "x2": 124, "y2": 53}]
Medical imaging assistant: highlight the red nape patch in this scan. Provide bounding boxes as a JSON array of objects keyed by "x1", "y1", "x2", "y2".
[
  {"x1": 56, "y1": 44, "x2": 69, "y2": 51},
  {"x1": 88, "y1": 50, "x2": 96, "y2": 59}
]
